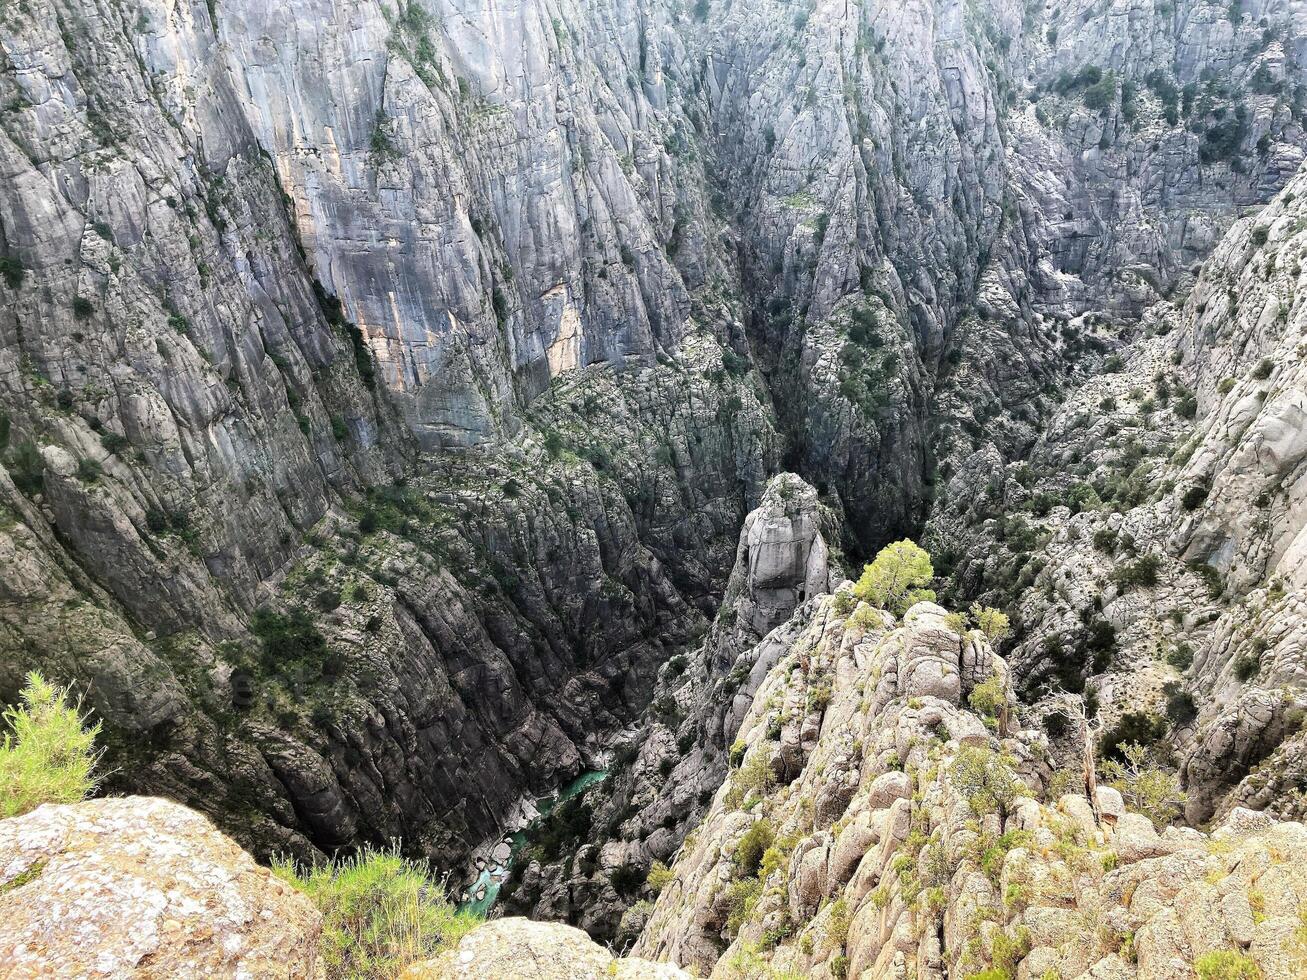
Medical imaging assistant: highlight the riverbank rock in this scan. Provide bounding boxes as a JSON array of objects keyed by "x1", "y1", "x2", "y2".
[
  {"x1": 400, "y1": 917, "x2": 688, "y2": 979},
  {"x1": 0, "y1": 797, "x2": 322, "y2": 978}
]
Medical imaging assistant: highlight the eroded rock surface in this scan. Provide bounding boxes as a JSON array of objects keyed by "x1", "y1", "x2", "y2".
[
  {"x1": 1, "y1": 0, "x2": 1307, "y2": 933},
  {"x1": 0, "y1": 797, "x2": 322, "y2": 978},
  {"x1": 632, "y1": 594, "x2": 1307, "y2": 979}
]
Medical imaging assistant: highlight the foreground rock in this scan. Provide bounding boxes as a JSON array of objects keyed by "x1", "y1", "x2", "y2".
[
  {"x1": 0, "y1": 797, "x2": 322, "y2": 978},
  {"x1": 402, "y1": 918, "x2": 688, "y2": 980}
]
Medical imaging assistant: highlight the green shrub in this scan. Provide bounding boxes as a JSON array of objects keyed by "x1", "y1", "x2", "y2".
[
  {"x1": 0, "y1": 256, "x2": 24, "y2": 289},
  {"x1": 1099, "y1": 712, "x2": 1167, "y2": 762},
  {"x1": 722, "y1": 875, "x2": 761, "y2": 937},
  {"x1": 76, "y1": 457, "x2": 102, "y2": 483},
  {"x1": 1233, "y1": 651, "x2": 1261, "y2": 682},
  {"x1": 534, "y1": 795, "x2": 592, "y2": 860},
  {"x1": 647, "y1": 860, "x2": 674, "y2": 893},
  {"x1": 1251, "y1": 358, "x2": 1273, "y2": 381},
  {"x1": 368, "y1": 110, "x2": 399, "y2": 161},
  {"x1": 0, "y1": 672, "x2": 101, "y2": 819},
  {"x1": 1163, "y1": 682, "x2": 1197, "y2": 725},
  {"x1": 609, "y1": 862, "x2": 646, "y2": 894},
  {"x1": 72, "y1": 296, "x2": 94, "y2": 318},
  {"x1": 1112, "y1": 554, "x2": 1161, "y2": 588},
  {"x1": 1166, "y1": 643, "x2": 1194, "y2": 670},
  {"x1": 1200, "y1": 114, "x2": 1248, "y2": 163},
  {"x1": 1083, "y1": 71, "x2": 1117, "y2": 111},
  {"x1": 99, "y1": 431, "x2": 129, "y2": 455},
  {"x1": 315, "y1": 588, "x2": 342, "y2": 612},
  {"x1": 971, "y1": 603, "x2": 1011, "y2": 643},
  {"x1": 726, "y1": 750, "x2": 775, "y2": 809},
  {"x1": 1092, "y1": 528, "x2": 1118, "y2": 553},
  {"x1": 728, "y1": 739, "x2": 747, "y2": 768},
  {"x1": 273, "y1": 848, "x2": 477, "y2": 979},
  {"x1": 951, "y1": 746, "x2": 1022, "y2": 824},
  {"x1": 852, "y1": 539, "x2": 935, "y2": 615},
  {"x1": 7, "y1": 442, "x2": 44, "y2": 496},
  {"x1": 250, "y1": 608, "x2": 329, "y2": 674},
  {"x1": 733, "y1": 818, "x2": 774, "y2": 878},
  {"x1": 1193, "y1": 949, "x2": 1263, "y2": 979},
  {"x1": 968, "y1": 675, "x2": 1006, "y2": 721}
]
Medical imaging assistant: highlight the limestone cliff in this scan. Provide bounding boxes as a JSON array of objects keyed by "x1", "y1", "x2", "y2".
[{"x1": 928, "y1": 168, "x2": 1307, "y2": 830}]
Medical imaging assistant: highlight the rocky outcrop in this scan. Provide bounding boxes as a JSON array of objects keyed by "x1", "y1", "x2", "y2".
[
  {"x1": 401, "y1": 918, "x2": 688, "y2": 980},
  {"x1": 0, "y1": 797, "x2": 322, "y2": 978},
  {"x1": 505, "y1": 473, "x2": 835, "y2": 938},
  {"x1": 631, "y1": 592, "x2": 1307, "y2": 979}
]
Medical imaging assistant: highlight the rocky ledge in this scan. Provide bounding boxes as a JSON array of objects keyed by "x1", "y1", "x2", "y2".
[
  {"x1": 633, "y1": 595, "x2": 1307, "y2": 979},
  {"x1": 0, "y1": 797, "x2": 321, "y2": 977},
  {"x1": 0, "y1": 795, "x2": 681, "y2": 979}
]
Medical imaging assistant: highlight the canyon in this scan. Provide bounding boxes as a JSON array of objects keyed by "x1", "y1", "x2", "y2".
[{"x1": 2, "y1": 0, "x2": 1307, "y2": 976}]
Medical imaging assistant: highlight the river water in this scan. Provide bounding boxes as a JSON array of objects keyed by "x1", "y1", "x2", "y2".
[{"x1": 459, "y1": 769, "x2": 608, "y2": 916}]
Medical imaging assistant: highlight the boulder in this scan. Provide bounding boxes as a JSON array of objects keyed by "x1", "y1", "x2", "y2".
[
  {"x1": 401, "y1": 918, "x2": 688, "y2": 979},
  {"x1": 0, "y1": 797, "x2": 321, "y2": 978}
]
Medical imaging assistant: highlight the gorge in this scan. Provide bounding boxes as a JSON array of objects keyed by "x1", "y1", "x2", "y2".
[{"x1": 2, "y1": 0, "x2": 1307, "y2": 976}]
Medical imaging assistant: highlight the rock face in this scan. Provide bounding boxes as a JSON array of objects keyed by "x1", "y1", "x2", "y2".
[
  {"x1": 0, "y1": 797, "x2": 322, "y2": 978},
  {"x1": 631, "y1": 593, "x2": 1307, "y2": 979},
  {"x1": 929, "y1": 168, "x2": 1307, "y2": 828},
  {"x1": 401, "y1": 918, "x2": 688, "y2": 980}
]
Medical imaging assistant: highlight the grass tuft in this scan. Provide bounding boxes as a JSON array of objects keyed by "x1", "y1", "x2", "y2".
[{"x1": 273, "y1": 846, "x2": 479, "y2": 979}]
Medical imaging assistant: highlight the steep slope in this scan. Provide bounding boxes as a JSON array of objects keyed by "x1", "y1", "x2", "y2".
[
  {"x1": 675, "y1": 0, "x2": 1307, "y2": 550},
  {"x1": 928, "y1": 168, "x2": 1307, "y2": 829},
  {"x1": 0, "y1": 0, "x2": 774, "y2": 862},
  {"x1": 504, "y1": 473, "x2": 837, "y2": 938}
]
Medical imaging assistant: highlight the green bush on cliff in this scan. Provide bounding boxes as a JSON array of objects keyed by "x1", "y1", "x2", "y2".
[
  {"x1": 733, "y1": 818, "x2": 774, "y2": 878},
  {"x1": 1100, "y1": 742, "x2": 1186, "y2": 829},
  {"x1": 273, "y1": 847, "x2": 478, "y2": 979},
  {"x1": 950, "y1": 746, "x2": 1022, "y2": 825},
  {"x1": 853, "y1": 540, "x2": 936, "y2": 616},
  {"x1": 0, "y1": 672, "x2": 102, "y2": 818}
]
